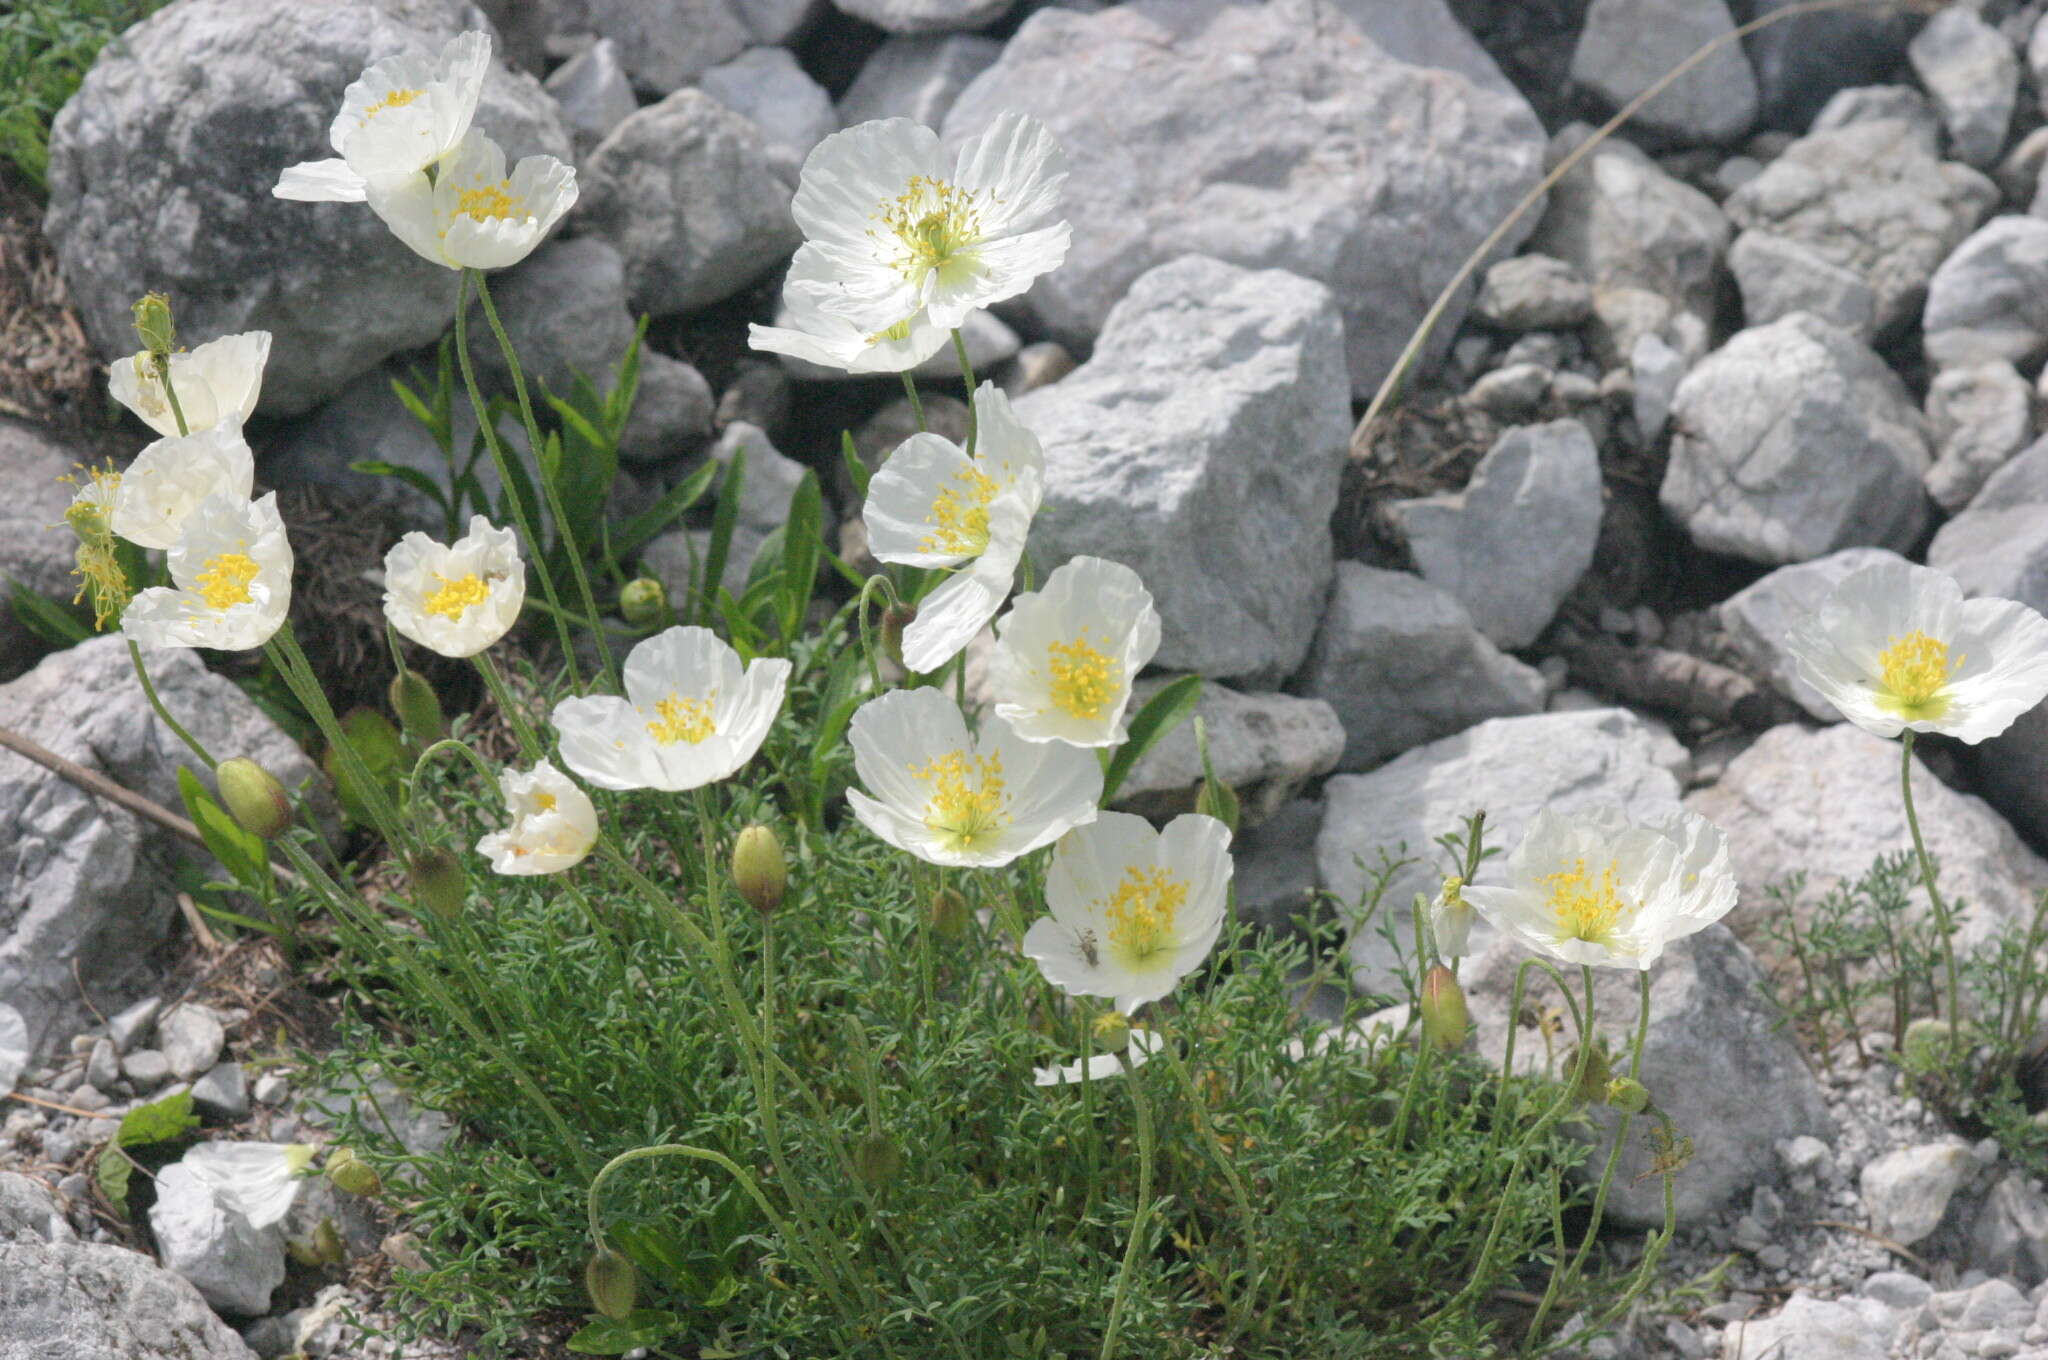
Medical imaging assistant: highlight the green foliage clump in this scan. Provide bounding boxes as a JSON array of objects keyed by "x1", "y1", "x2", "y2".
[{"x1": 0, "y1": 0, "x2": 165, "y2": 188}]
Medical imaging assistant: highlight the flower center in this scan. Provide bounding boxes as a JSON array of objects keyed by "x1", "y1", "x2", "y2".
[
  {"x1": 866, "y1": 316, "x2": 916, "y2": 346},
  {"x1": 1048, "y1": 633, "x2": 1119, "y2": 719},
  {"x1": 195, "y1": 552, "x2": 261, "y2": 611},
  {"x1": 875, "y1": 176, "x2": 984, "y2": 286},
  {"x1": 457, "y1": 180, "x2": 522, "y2": 222},
  {"x1": 1875, "y1": 630, "x2": 1959, "y2": 720},
  {"x1": 365, "y1": 87, "x2": 424, "y2": 116},
  {"x1": 912, "y1": 748, "x2": 1008, "y2": 851},
  {"x1": 423, "y1": 572, "x2": 489, "y2": 621},
  {"x1": 1543, "y1": 857, "x2": 1631, "y2": 945},
  {"x1": 1103, "y1": 865, "x2": 1190, "y2": 967},
  {"x1": 646, "y1": 693, "x2": 716, "y2": 746},
  {"x1": 918, "y1": 465, "x2": 999, "y2": 556}
]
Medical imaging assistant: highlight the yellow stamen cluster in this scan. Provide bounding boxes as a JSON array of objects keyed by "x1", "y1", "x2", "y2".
[
  {"x1": 646, "y1": 693, "x2": 717, "y2": 746},
  {"x1": 1103, "y1": 865, "x2": 1190, "y2": 966},
  {"x1": 873, "y1": 175, "x2": 984, "y2": 285},
  {"x1": 534, "y1": 791, "x2": 557, "y2": 812},
  {"x1": 195, "y1": 552, "x2": 261, "y2": 611},
  {"x1": 456, "y1": 180, "x2": 522, "y2": 222},
  {"x1": 918, "y1": 465, "x2": 999, "y2": 556},
  {"x1": 913, "y1": 748, "x2": 1007, "y2": 849},
  {"x1": 57, "y1": 463, "x2": 129, "y2": 630},
  {"x1": 1542, "y1": 857, "x2": 1630, "y2": 945},
  {"x1": 866, "y1": 317, "x2": 916, "y2": 346},
  {"x1": 423, "y1": 572, "x2": 489, "y2": 621},
  {"x1": 365, "y1": 87, "x2": 424, "y2": 116},
  {"x1": 1048, "y1": 632, "x2": 1119, "y2": 719},
  {"x1": 1875, "y1": 630, "x2": 1960, "y2": 720}
]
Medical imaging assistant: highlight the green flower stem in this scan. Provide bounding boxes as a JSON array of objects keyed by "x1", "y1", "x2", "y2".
[
  {"x1": 265, "y1": 624, "x2": 416, "y2": 857},
  {"x1": 152, "y1": 353, "x2": 191, "y2": 440},
  {"x1": 1098, "y1": 1050, "x2": 1157, "y2": 1360},
  {"x1": 1157, "y1": 1032, "x2": 1263, "y2": 1345},
  {"x1": 472, "y1": 651, "x2": 545, "y2": 762},
  {"x1": 405, "y1": 736, "x2": 499, "y2": 844},
  {"x1": 951, "y1": 328, "x2": 977, "y2": 455},
  {"x1": 899, "y1": 371, "x2": 926, "y2": 431},
  {"x1": 273, "y1": 834, "x2": 595, "y2": 1175},
  {"x1": 1527, "y1": 968, "x2": 1653, "y2": 1346},
  {"x1": 1389, "y1": 896, "x2": 1435, "y2": 1149},
  {"x1": 1900, "y1": 730, "x2": 1964, "y2": 1062},
  {"x1": 471, "y1": 269, "x2": 618, "y2": 692},
  {"x1": 451, "y1": 269, "x2": 584, "y2": 692},
  {"x1": 126, "y1": 639, "x2": 216, "y2": 769}
]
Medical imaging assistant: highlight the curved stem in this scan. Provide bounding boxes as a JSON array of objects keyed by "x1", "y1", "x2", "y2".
[
  {"x1": 472, "y1": 269, "x2": 618, "y2": 692},
  {"x1": 127, "y1": 639, "x2": 215, "y2": 769},
  {"x1": 1099, "y1": 1052, "x2": 1157, "y2": 1360},
  {"x1": 1900, "y1": 731, "x2": 1964, "y2": 1062}
]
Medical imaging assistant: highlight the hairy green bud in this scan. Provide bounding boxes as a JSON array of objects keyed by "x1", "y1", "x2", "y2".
[
  {"x1": 1419, "y1": 965, "x2": 1469, "y2": 1052},
  {"x1": 215, "y1": 757, "x2": 293, "y2": 840},
  {"x1": 618, "y1": 576, "x2": 666, "y2": 627},
  {"x1": 408, "y1": 848, "x2": 467, "y2": 921},
  {"x1": 325, "y1": 1147, "x2": 383, "y2": 1198},
  {"x1": 928, "y1": 886, "x2": 970, "y2": 941},
  {"x1": 583, "y1": 1243, "x2": 638, "y2": 1320},
  {"x1": 1605, "y1": 1077, "x2": 1652, "y2": 1115},
  {"x1": 732, "y1": 824, "x2": 787, "y2": 915},
  {"x1": 387, "y1": 666, "x2": 446, "y2": 746},
  {"x1": 854, "y1": 1131, "x2": 903, "y2": 1190},
  {"x1": 131, "y1": 291, "x2": 175, "y2": 358}
]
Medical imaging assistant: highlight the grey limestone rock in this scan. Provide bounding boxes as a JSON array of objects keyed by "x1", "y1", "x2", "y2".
[
  {"x1": 1230, "y1": 798, "x2": 1321, "y2": 934},
  {"x1": 1016, "y1": 255, "x2": 1350, "y2": 685},
  {"x1": 1728, "y1": 229, "x2": 1878, "y2": 339},
  {"x1": 1810, "y1": 84, "x2": 1940, "y2": 143},
  {"x1": 1472, "y1": 254, "x2": 1592, "y2": 332},
  {"x1": 1713, "y1": 546, "x2": 1909, "y2": 722},
  {"x1": 642, "y1": 421, "x2": 813, "y2": 601},
  {"x1": 467, "y1": 237, "x2": 635, "y2": 398},
  {"x1": 618, "y1": 353, "x2": 716, "y2": 468},
  {"x1": 1907, "y1": 5, "x2": 2019, "y2": 171},
  {"x1": 696, "y1": 46, "x2": 836, "y2": 183},
  {"x1": 1388, "y1": 420, "x2": 1603, "y2": 650},
  {"x1": 191, "y1": 1062, "x2": 251, "y2": 1123},
  {"x1": 1924, "y1": 215, "x2": 2048, "y2": 371},
  {"x1": 1737, "y1": 0, "x2": 1919, "y2": 133},
  {"x1": 1860, "y1": 1141, "x2": 1975, "y2": 1247},
  {"x1": 838, "y1": 34, "x2": 1000, "y2": 129},
  {"x1": 1568, "y1": 0, "x2": 1757, "y2": 145},
  {"x1": 1927, "y1": 434, "x2": 2048, "y2": 611},
  {"x1": 1970, "y1": 1172, "x2": 2048, "y2": 1287},
  {"x1": 563, "y1": 0, "x2": 750, "y2": 94},
  {"x1": 1631, "y1": 331, "x2": 1685, "y2": 440},
  {"x1": 0, "y1": 421, "x2": 90, "y2": 683},
  {"x1": 1719, "y1": 1290, "x2": 1895, "y2": 1360},
  {"x1": 831, "y1": 0, "x2": 1012, "y2": 34},
  {"x1": 0, "y1": 1224, "x2": 258, "y2": 1359},
  {"x1": 1923, "y1": 359, "x2": 2033, "y2": 512},
  {"x1": 159, "y1": 1005, "x2": 226, "y2": 1082},
  {"x1": 1111, "y1": 682, "x2": 1343, "y2": 830},
  {"x1": 544, "y1": 37, "x2": 637, "y2": 158}
]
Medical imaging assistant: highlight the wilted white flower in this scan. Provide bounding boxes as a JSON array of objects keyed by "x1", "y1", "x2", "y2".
[
  {"x1": 1461, "y1": 807, "x2": 1738, "y2": 971},
  {"x1": 791, "y1": 113, "x2": 1069, "y2": 334},
  {"x1": 109, "y1": 424, "x2": 255, "y2": 552},
  {"x1": 748, "y1": 247, "x2": 952, "y2": 374},
  {"x1": 1787, "y1": 558, "x2": 2048, "y2": 745},
  {"x1": 1031, "y1": 1028, "x2": 1165, "y2": 1088},
  {"x1": 864, "y1": 381, "x2": 1043, "y2": 672},
  {"x1": 1022, "y1": 811, "x2": 1232, "y2": 1015},
  {"x1": 989, "y1": 556, "x2": 1161, "y2": 747},
  {"x1": 552, "y1": 626, "x2": 791, "y2": 792},
  {"x1": 382, "y1": 515, "x2": 524, "y2": 658},
  {"x1": 121, "y1": 492, "x2": 293, "y2": 651},
  {"x1": 477, "y1": 759, "x2": 597, "y2": 875},
  {"x1": 845, "y1": 686, "x2": 1099, "y2": 868},
  {"x1": 1428, "y1": 875, "x2": 1475, "y2": 959},
  {"x1": 175, "y1": 1141, "x2": 315, "y2": 1230},
  {"x1": 108, "y1": 331, "x2": 270, "y2": 437},
  {"x1": 367, "y1": 130, "x2": 577, "y2": 271},
  {"x1": 274, "y1": 30, "x2": 491, "y2": 202}
]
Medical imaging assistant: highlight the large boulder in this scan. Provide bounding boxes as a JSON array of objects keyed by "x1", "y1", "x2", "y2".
[
  {"x1": 838, "y1": 34, "x2": 1002, "y2": 129},
  {"x1": 1660, "y1": 312, "x2": 1931, "y2": 565},
  {"x1": 1111, "y1": 682, "x2": 1343, "y2": 829},
  {"x1": 0, "y1": 422, "x2": 88, "y2": 683},
  {"x1": 1568, "y1": 0, "x2": 1758, "y2": 146},
  {"x1": 1016, "y1": 255, "x2": 1350, "y2": 686},
  {"x1": 1686, "y1": 723, "x2": 2048, "y2": 949},
  {"x1": 574, "y1": 90, "x2": 801, "y2": 317},
  {"x1": 1295, "y1": 562, "x2": 1546, "y2": 771},
  {"x1": 1923, "y1": 216, "x2": 2048, "y2": 372},
  {"x1": 1723, "y1": 119, "x2": 1998, "y2": 341},
  {"x1": 1318, "y1": 708, "x2": 1689, "y2": 989},
  {"x1": 553, "y1": 0, "x2": 751, "y2": 94},
  {"x1": 941, "y1": 0, "x2": 1546, "y2": 397},
  {"x1": 1906, "y1": 5, "x2": 2017, "y2": 171},
  {"x1": 1926, "y1": 434, "x2": 2048, "y2": 610},
  {"x1": 832, "y1": 0, "x2": 1012, "y2": 34},
  {"x1": 1922, "y1": 359, "x2": 2033, "y2": 512},
  {"x1": 1466, "y1": 924, "x2": 1833, "y2": 1228},
  {"x1": 0, "y1": 636, "x2": 328, "y2": 1059},
  {"x1": 1386, "y1": 420, "x2": 1603, "y2": 650},
  {"x1": 44, "y1": 0, "x2": 572, "y2": 416},
  {"x1": 696, "y1": 46, "x2": 837, "y2": 183}
]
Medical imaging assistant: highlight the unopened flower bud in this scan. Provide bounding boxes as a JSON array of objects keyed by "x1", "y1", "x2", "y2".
[
  {"x1": 928, "y1": 887, "x2": 970, "y2": 940},
  {"x1": 731, "y1": 824, "x2": 786, "y2": 915},
  {"x1": 1419, "y1": 965, "x2": 1469, "y2": 1052},
  {"x1": 1605, "y1": 1077, "x2": 1651, "y2": 1115},
  {"x1": 325, "y1": 1146, "x2": 383, "y2": 1198},
  {"x1": 618, "y1": 576, "x2": 666, "y2": 627},
  {"x1": 310, "y1": 1217, "x2": 345, "y2": 1266},
  {"x1": 216, "y1": 757, "x2": 293, "y2": 840},
  {"x1": 387, "y1": 666, "x2": 446, "y2": 745},
  {"x1": 1569, "y1": 1042, "x2": 1613, "y2": 1106},
  {"x1": 131, "y1": 291, "x2": 175, "y2": 358},
  {"x1": 880, "y1": 603, "x2": 914, "y2": 669},
  {"x1": 854, "y1": 1131, "x2": 903, "y2": 1190},
  {"x1": 584, "y1": 1242, "x2": 638, "y2": 1320},
  {"x1": 1090, "y1": 1010, "x2": 1132, "y2": 1054},
  {"x1": 409, "y1": 847, "x2": 466, "y2": 920},
  {"x1": 1195, "y1": 774, "x2": 1240, "y2": 838}
]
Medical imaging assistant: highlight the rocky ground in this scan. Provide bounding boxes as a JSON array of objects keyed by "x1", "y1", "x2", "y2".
[{"x1": 15, "y1": 0, "x2": 2048, "y2": 1355}]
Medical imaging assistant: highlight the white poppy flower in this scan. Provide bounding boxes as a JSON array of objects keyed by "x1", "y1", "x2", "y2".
[
  {"x1": 845, "y1": 686, "x2": 1100, "y2": 868},
  {"x1": 121, "y1": 492, "x2": 293, "y2": 652},
  {"x1": 477, "y1": 759, "x2": 598, "y2": 875},
  {"x1": 551, "y1": 626, "x2": 791, "y2": 792},
  {"x1": 366, "y1": 130, "x2": 577, "y2": 272},
  {"x1": 381, "y1": 515, "x2": 525, "y2": 658},
  {"x1": 1022, "y1": 811, "x2": 1232, "y2": 1015},
  {"x1": 1787, "y1": 559, "x2": 2048, "y2": 745},
  {"x1": 989, "y1": 556, "x2": 1161, "y2": 747},
  {"x1": 1460, "y1": 807, "x2": 1738, "y2": 972},
  {"x1": 1031, "y1": 1028, "x2": 1165, "y2": 1088},
  {"x1": 108, "y1": 331, "x2": 271, "y2": 437},
  {"x1": 1428, "y1": 876, "x2": 1475, "y2": 959},
  {"x1": 791, "y1": 113, "x2": 1069, "y2": 334},
  {"x1": 748, "y1": 246, "x2": 952, "y2": 374},
  {"x1": 274, "y1": 30, "x2": 491, "y2": 202},
  {"x1": 177, "y1": 1141, "x2": 315, "y2": 1230},
  {"x1": 108, "y1": 424, "x2": 256, "y2": 552},
  {"x1": 865, "y1": 381, "x2": 1044, "y2": 672}
]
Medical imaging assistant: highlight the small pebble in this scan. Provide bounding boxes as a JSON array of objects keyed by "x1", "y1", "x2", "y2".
[
  {"x1": 190, "y1": 1062, "x2": 250, "y2": 1123},
  {"x1": 107, "y1": 997, "x2": 160, "y2": 1054},
  {"x1": 121, "y1": 1049, "x2": 170, "y2": 1090},
  {"x1": 252, "y1": 1072, "x2": 291, "y2": 1107},
  {"x1": 85, "y1": 1039, "x2": 119, "y2": 1093}
]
